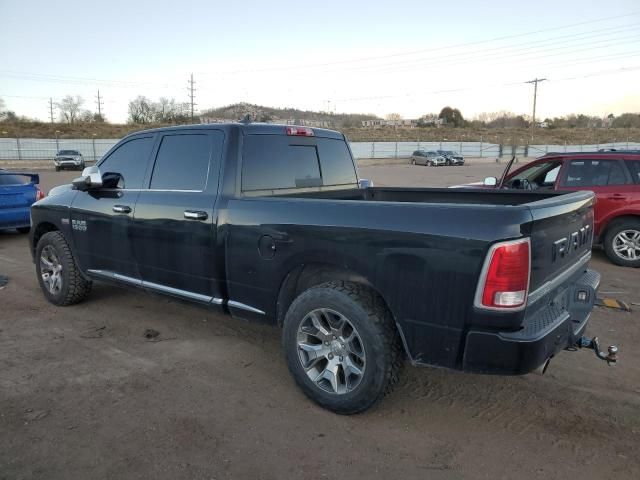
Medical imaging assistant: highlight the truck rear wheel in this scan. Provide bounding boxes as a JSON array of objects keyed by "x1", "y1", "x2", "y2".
[
  {"x1": 282, "y1": 281, "x2": 403, "y2": 414},
  {"x1": 603, "y1": 219, "x2": 640, "y2": 267},
  {"x1": 35, "y1": 231, "x2": 92, "y2": 305}
]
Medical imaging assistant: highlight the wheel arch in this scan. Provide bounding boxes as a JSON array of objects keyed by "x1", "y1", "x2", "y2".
[
  {"x1": 276, "y1": 263, "x2": 394, "y2": 327},
  {"x1": 598, "y1": 214, "x2": 640, "y2": 243},
  {"x1": 32, "y1": 221, "x2": 60, "y2": 256}
]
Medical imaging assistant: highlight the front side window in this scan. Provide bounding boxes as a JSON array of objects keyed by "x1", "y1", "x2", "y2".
[
  {"x1": 150, "y1": 134, "x2": 213, "y2": 191},
  {"x1": 507, "y1": 161, "x2": 561, "y2": 188},
  {"x1": 563, "y1": 159, "x2": 629, "y2": 187},
  {"x1": 99, "y1": 137, "x2": 154, "y2": 189}
]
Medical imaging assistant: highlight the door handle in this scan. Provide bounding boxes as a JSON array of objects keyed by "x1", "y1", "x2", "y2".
[
  {"x1": 184, "y1": 210, "x2": 208, "y2": 220},
  {"x1": 112, "y1": 205, "x2": 132, "y2": 214}
]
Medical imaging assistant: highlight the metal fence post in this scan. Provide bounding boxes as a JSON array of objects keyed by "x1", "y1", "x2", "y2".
[
  {"x1": 371, "y1": 142, "x2": 375, "y2": 159},
  {"x1": 479, "y1": 136, "x2": 483, "y2": 158},
  {"x1": 564, "y1": 141, "x2": 567, "y2": 153},
  {"x1": 92, "y1": 138, "x2": 97, "y2": 162},
  {"x1": 395, "y1": 142, "x2": 398, "y2": 158},
  {"x1": 16, "y1": 138, "x2": 21, "y2": 160}
]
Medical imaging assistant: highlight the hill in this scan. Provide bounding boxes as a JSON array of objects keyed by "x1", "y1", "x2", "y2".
[{"x1": 200, "y1": 102, "x2": 378, "y2": 128}]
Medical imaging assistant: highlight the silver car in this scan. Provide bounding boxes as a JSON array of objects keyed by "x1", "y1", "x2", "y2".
[
  {"x1": 411, "y1": 150, "x2": 446, "y2": 166},
  {"x1": 54, "y1": 150, "x2": 85, "y2": 172}
]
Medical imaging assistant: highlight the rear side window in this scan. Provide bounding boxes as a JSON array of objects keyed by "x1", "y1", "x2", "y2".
[
  {"x1": 150, "y1": 134, "x2": 213, "y2": 191},
  {"x1": 99, "y1": 137, "x2": 154, "y2": 189},
  {"x1": 242, "y1": 136, "x2": 322, "y2": 191},
  {"x1": 564, "y1": 159, "x2": 629, "y2": 187},
  {"x1": 626, "y1": 160, "x2": 640, "y2": 183},
  {"x1": 316, "y1": 138, "x2": 357, "y2": 186}
]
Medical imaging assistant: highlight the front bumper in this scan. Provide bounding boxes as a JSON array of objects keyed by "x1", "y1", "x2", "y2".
[{"x1": 462, "y1": 269, "x2": 600, "y2": 374}]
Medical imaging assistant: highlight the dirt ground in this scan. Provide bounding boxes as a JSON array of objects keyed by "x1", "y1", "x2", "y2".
[{"x1": 1, "y1": 166, "x2": 639, "y2": 480}]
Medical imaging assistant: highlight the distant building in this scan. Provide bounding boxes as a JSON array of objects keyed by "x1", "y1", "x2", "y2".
[{"x1": 361, "y1": 119, "x2": 418, "y2": 128}]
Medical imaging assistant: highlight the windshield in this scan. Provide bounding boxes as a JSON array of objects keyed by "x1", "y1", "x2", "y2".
[{"x1": 58, "y1": 150, "x2": 80, "y2": 155}]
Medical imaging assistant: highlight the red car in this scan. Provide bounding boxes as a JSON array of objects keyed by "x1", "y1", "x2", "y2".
[{"x1": 477, "y1": 150, "x2": 640, "y2": 267}]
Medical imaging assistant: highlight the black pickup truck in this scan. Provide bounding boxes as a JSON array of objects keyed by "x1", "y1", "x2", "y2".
[{"x1": 29, "y1": 123, "x2": 614, "y2": 414}]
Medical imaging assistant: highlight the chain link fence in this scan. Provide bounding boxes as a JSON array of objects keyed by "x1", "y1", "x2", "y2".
[
  {"x1": 1, "y1": 137, "x2": 639, "y2": 163},
  {"x1": 0, "y1": 138, "x2": 119, "y2": 162}
]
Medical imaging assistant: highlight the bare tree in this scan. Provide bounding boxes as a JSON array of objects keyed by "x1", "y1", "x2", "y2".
[
  {"x1": 128, "y1": 96, "x2": 154, "y2": 124},
  {"x1": 56, "y1": 95, "x2": 84, "y2": 124},
  {"x1": 385, "y1": 113, "x2": 402, "y2": 121}
]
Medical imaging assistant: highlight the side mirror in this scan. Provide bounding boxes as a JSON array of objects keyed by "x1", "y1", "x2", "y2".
[
  {"x1": 483, "y1": 176, "x2": 497, "y2": 187},
  {"x1": 72, "y1": 165, "x2": 103, "y2": 191},
  {"x1": 101, "y1": 172, "x2": 124, "y2": 189},
  {"x1": 359, "y1": 178, "x2": 374, "y2": 189}
]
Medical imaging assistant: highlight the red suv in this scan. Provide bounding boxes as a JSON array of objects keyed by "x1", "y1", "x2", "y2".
[{"x1": 481, "y1": 151, "x2": 640, "y2": 267}]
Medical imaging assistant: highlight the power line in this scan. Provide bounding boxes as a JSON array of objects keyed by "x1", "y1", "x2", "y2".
[{"x1": 195, "y1": 12, "x2": 640, "y2": 76}]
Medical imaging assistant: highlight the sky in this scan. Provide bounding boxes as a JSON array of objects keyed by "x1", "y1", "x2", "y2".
[{"x1": 1, "y1": 0, "x2": 639, "y2": 123}]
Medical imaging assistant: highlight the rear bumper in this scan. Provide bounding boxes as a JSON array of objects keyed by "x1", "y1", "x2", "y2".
[
  {"x1": 462, "y1": 268, "x2": 600, "y2": 374},
  {"x1": 0, "y1": 207, "x2": 31, "y2": 230}
]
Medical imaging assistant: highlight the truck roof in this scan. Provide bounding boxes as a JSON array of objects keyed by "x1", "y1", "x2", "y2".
[{"x1": 123, "y1": 122, "x2": 345, "y2": 140}]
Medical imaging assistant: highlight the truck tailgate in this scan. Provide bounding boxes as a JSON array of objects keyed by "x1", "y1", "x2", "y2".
[{"x1": 527, "y1": 191, "x2": 595, "y2": 292}]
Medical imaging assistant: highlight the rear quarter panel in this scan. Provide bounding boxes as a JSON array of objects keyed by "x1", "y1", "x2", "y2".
[{"x1": 222, "y1": 197, "x2": 534, "y2": 367}]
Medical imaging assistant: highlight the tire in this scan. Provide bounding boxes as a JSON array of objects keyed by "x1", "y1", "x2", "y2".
[
  {"x1": 283, "y1": 281, "x2": 403, "y2": 414},
  {"x1": 411, "y1": 159, "x2": 416, "y2": 165},
  {"x1": 55, "y1": 166, "x2": 60, "y2": 172},
  {"x1": 17, "y1": 227, "x2": 30, "y2": 234},
  {"x1": 35, "y1": 231, "x2": 92, "y2": 306},
  {"x1": 445, "y1": 160, "x2": 451, "y2": 166},
  {"x1": 603, "y1": 219, "x2": 640, "y2": 267}
]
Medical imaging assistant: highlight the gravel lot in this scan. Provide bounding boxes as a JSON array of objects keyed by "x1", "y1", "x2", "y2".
[{"x1": 1, "y1": 165, "x2": 639, "y2": 480}]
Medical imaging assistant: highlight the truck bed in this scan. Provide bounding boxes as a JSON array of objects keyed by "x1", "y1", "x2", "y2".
[{"x1": 283, "y1": 186, "x2": 562, "y2": 205}]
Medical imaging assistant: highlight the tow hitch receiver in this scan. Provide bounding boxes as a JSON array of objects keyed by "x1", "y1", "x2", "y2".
[{"x1": 573, "y1": 336, "x2": 618, "y2": 365}]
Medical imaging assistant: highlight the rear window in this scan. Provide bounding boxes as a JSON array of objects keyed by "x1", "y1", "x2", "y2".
[
  {"x1": 242, "y1": 135, "x2": 356, "y2": 191},
  {"x1": 316, "y1": 138, "x2": 358, "y2": 186},
  {"x1": 0, "y1": 173, "x2": 28, "y2": 185}
]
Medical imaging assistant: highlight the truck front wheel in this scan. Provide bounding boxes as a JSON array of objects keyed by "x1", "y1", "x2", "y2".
[
  {"x1": 35, "y1": 231, "x2": 93, "y2": 305},
  {"x1": 282, "y1": 281, "x2": 403, "y2": 414}
]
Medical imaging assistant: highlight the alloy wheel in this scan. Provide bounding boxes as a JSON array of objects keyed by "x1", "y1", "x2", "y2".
[
  {"x1": 296, "y1": 308, "x2": 366, "y2": 395},
  {"x1": 612, "y1": 229, "x2": 640, "y2": 261},
  {"x1": 40, "y1": 245, "x2": 63, "y2": 294}
]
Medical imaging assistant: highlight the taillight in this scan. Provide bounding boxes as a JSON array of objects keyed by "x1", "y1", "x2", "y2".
[
  {"x1": 36, "y1": 187, "x2": 45, "y2": 201},
  {"x1": 286, "y1": 126, "x2": 314, "y2": 137},
  {"x1": 476, "y1": 238, "x2": 530, "y2": 310}
]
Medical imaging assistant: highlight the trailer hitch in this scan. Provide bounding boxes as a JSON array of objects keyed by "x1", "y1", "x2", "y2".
[{"x1": 574, "y1": 336, "x2": 618, "y2": 365}]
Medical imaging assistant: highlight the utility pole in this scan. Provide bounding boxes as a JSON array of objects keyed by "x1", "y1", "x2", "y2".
[
  {"x1": 526, "y1": 78, "x2": 546, "y2": 141},
  {"x1": 95, "y1": 90, "x2": 104, "y2": 119},
  {"x1": 48, "y1": 98, "x2": 54, "y2": 123},
  {"x1": 188, "y1": 73, "x2": 196, "y2": 121}
]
